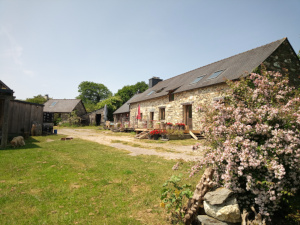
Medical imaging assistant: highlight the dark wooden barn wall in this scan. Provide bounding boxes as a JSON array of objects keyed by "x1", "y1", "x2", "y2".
[
  {"x1": 0, "y1": 99, "x2": 3, "y2": 129},
  {"x1": 8, "y1": 101, "x2": 43, "y2": 135}
]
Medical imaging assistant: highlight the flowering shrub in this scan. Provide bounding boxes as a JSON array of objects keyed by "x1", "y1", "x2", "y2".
[
  {"x1": 195, "y1": 106, "x2": 204, "y2": 112},
  {"x1": 166, "y1": 122, "x2": 173, "y2": 126},
  {"x1": 191, "y1": 71, "x2": 300, "y2": 220},
  {"x1": 175, "y1": 123, "x2": 185, "y2": 127}
]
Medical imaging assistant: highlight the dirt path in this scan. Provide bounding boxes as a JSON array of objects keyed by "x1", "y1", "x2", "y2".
[{"x1": 58, "y1": 128, "x2": 205, "y2": 161}]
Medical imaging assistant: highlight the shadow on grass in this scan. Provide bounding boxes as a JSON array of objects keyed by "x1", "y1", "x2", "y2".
[{"x1": 1, "y1": 136, "x2": 41, "y2": 151}]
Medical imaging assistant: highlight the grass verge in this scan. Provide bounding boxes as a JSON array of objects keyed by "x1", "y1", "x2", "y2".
[{"x1": 0, "y1": 135, "x2": 201, "y2": 225}]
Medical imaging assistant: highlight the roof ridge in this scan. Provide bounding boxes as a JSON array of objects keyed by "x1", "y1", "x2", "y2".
[
  {"x1": 160, "y1": 37, "x2": 286, "y2": 82},
  {"x1": 48, "y1": 99, "x2": 81, "y2": 101},
  {"x1": 129, "y1": 37, "x2": 289, "y2": 104}
]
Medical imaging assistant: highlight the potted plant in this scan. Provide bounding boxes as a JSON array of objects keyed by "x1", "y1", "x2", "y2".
[
  {"x1": 166, "y1": 122, "x2": 173, "y2": 130},
  {"x1": 149, "y1": 129, "x2": 161, "y2": 140},
  {"x1": 175, "y1": 123, "x2": 185, "y2": 130},
  {"x1": 167, "y1": 129, "x2": 184, "y2": 140}
]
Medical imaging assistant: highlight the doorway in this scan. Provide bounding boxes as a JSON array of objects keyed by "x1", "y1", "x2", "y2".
[
  {"x1": 183, "y1": 105, "x2": 193, "y2": 130},
  {"x1": 96, "y1": 114, "x2": 101, "y2": 126}
]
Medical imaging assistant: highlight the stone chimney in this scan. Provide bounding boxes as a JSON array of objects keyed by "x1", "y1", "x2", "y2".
[
  {"x1": 44, "y1": 94, "x2": 49, "y2": 100},
  {"x1": 149, "y1": 77, "x2": 163, "y2": 88}
]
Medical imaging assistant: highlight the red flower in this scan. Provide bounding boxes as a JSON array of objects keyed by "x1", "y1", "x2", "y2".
[{"x1": 150, "y1": 129, "x2": 161, "y2": 135}]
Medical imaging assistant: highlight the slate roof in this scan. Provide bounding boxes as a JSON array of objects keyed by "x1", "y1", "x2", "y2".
[
  {"x1": 129, "y1": 38, "x2": 287, "y2": 104},
  {"x1": 43, "y1": 99, "x2": 84, "y2": 113},
  {"x1": 113, "y1": 94, "x2": 140, "y2": 114}
]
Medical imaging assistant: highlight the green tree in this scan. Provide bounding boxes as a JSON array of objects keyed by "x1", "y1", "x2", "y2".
[
  {"x1": 115, "y1": 81, "x2": 148, "y2": 103},
  {"x1": 77, "y1": 81, "x2": 112, "y2": 105},
  {"x1": 96, "y1": 96, "x2": 123, "y2": 121},
  {"x1": 25, "y1": 94, "x2": 48, "y2": 104},
  {"x1": 297, "y1": 50, "x2": 300, "y2": 59},
  {"x1": 84, "y1": 103, "x2": 98, "y2": 113}
]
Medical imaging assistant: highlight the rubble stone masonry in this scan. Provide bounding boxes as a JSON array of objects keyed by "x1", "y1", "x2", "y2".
[{"x1": 130, "y1": 83, "x2": 229, "y2": 130}]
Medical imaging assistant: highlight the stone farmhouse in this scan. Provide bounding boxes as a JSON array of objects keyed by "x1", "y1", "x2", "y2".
[{"x1": 127, "y1": 38, "x2": 300, "y2": 131}]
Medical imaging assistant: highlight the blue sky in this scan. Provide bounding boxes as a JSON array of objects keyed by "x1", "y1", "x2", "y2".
[{"x1": 1, "y1": 0, "x2": 299, "y2": 100}]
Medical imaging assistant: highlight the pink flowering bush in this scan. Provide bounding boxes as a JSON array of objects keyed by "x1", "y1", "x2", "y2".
[{"x1": 191, "y1": 70, "x2": 300, "y2": 220}]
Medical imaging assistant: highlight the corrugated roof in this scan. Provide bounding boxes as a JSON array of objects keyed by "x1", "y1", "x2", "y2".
[
  {"x1": 129, "y1": 38, "x2": 286, "y2": 104},
  {"x1": 43, "y1": 99, "x2": 83, "y2": 113},
  {"x1": 113, "y1": 94, "x2": 140, "y2": 114}
]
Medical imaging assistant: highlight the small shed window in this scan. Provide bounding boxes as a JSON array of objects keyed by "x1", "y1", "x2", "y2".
[
  {"x1": 190, "y1": 76, "x2": 205, "y2": 85},
  {"x1": 208, "y1": 70, "x2": 224, "y2": 79}
]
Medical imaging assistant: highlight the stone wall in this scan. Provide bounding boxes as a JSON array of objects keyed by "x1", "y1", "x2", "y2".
[
  {"x1": 74, "y1": 102, "x2": 87, "y2": 116},
  {"x1": 130, "y1": 83, "x2": 229, "y2": 130},
  {"x1": 263, "y1": 38, "x2": 300, "y2": 87}
]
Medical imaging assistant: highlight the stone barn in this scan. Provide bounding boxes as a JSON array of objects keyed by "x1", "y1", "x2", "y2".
[
  {"x1": 128, "y1": 38, "x2": 300, "y2": 131},
  {"x1": 84, "y1": 108, "x2": 105, "y2": 126},
  {"x1": 43, "y1": 99, "x2": 87, "y2": 124}
]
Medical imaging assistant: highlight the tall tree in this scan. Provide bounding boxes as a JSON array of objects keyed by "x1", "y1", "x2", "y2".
[
  {"x1": 96, "y1": 96, "x2": 123, "y2": 121},
  {"x1": 26, "y1": 94, "x2": 48, "y2": 104},
  {"x1": 77, "y1": 81, "x2": 112, "y2": 105},
  {"x1": 115, "y1": 81, "x2": 148, "y2": 103}
]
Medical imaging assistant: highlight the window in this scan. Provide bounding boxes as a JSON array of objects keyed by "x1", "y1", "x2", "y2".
[
  {"x1": 50, "y1": 102, "x2": 57, "y2": 107},
  {"x1": 156, "y1": 87, "x2": 165, "y2": 93},
  {"x1": 159, "y1": 108, "x2": 165, "y2": 120},
  {"x1": 147, "y1": 90, "x2": 155, "y2": 96},
  {"x1": 208, "y1": 70, "x2": 224, "y2": 79},
  {"x1": 169, "y1": 93, "x2": 174, "y2": 102},
  {"x1": 150, "y1": 112, "x2": 154, "y2": 121},
  {"x1": 190, "y1": 76, "x2": 205, "y2": 85}
]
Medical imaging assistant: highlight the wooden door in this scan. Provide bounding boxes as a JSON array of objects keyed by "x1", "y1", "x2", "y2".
[{"x1": 184, "y1": 105, "x2": 193, "y2": 130}]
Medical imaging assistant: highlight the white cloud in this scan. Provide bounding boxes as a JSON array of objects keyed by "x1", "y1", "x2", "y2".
[
  {"x1": 0, "y1": 25, "x2": 24, "y2": 65},
  {"x1": 23, "y1": 69, "x2": 35, "y2": 78},
  {"x1": 0, "y1": 25, "x2": 35, "y2": 78}
]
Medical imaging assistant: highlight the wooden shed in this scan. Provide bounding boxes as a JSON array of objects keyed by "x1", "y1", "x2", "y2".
[
  {"x1": 0, "y1": 81, "x2": 14, "y2": 148},
  {"x1": 8, "y1": 100, "x2": 44, "y2": 136},
  {"x1": 1, "y1": 81, "x2": 45, "y2": 148}
]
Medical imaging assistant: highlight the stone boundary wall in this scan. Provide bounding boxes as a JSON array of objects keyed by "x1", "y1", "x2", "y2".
[{"x1": 130, "y1": 83, "x2": 229, "y2": 130}]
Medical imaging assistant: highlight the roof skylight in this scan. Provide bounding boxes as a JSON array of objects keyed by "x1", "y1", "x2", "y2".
[
  {"x1": 50, "y1": 102, "x2": 57, "y2": 107},
  {"x1": 208, "y1": 70, "x2": 224, "y2": 79},
  {"x1": 147, "y1": 90, "x2": 155, "y2": 96},
  {"x1": 156, "y1": 87, "x2": 165, "y2": 93},
  {"x1": 190, "y1": 76, "x2": 205, "y2": 85}
]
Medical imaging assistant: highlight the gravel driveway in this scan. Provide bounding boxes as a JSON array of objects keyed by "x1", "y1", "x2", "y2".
[{"x1": 58, "y1": 128, "x2": 205, "y2": 161}]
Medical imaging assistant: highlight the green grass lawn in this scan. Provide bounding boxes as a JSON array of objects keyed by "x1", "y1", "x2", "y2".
[{"x1": 0, "y1": 135, "x2": 200, "y2": 225}]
